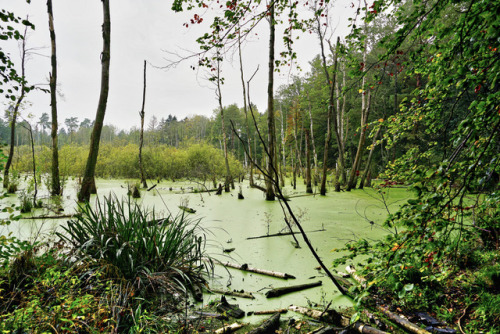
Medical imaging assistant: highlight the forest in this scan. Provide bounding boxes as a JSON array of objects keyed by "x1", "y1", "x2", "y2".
[{"x1": 0, "y1": 0, "x2": 499, "y2": 333}]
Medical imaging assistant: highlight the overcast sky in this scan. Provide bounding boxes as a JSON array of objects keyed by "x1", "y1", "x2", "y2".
[{"x1": 1, "y1": 0, "x2": 355, "y2": 131}]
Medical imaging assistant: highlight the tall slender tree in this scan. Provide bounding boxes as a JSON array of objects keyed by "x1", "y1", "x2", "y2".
[
  {"x1": 139, "y1": 60, "x2": 147, "y2": 188},
  {"x1": 238, "y1": 29, "x2": 256, "y2": 188},
  {"x1": 318, "y1": 35, "x2": 341, "y2": 195},
  {"x1": 265, "y1": 0, "x2": 276, "y2": 201},
  {"x1": 214, "y1": 51, "x2": 232, "y2": 192},
  {"x1": 47, "y1": 0, "x2": 61, "y2": 195},
  {"x1": 3, "y1": 23, "x2": 29, "y2": 191},
  {"x1": 78, "y1": 0, "x2": 111, "y2": 202}
]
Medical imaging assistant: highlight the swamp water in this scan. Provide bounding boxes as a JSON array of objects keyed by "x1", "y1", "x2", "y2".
[{"x1": 1, "y1": 177, "x2": 411, "y2": 323}]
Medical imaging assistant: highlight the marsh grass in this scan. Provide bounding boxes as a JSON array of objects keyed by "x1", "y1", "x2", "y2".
[{"x1": 58, "y1": 195, "x2": 212, "y2": 296}]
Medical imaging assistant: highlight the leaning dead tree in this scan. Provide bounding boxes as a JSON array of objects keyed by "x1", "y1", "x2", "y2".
[
  {"x1": 78, "y1": 0, "x2": 111, "y2": 202},
  {"x1": 230, "y1": 74, "x2": 349, "y2": 296}
]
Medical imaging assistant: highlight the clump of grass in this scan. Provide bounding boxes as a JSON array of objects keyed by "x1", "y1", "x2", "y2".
[
  {"x1": 127, "y1": 183, "x2": 141, "y2": 198},
  {"x1": 7, "y1": 183, "x2": 17, "y2": 193},
  {"x1": 19, "y1": 192, "x2": 33, "y2": 213},
  {"x1": 58, "y1": 195, "x2": 211, "y2": 296}
]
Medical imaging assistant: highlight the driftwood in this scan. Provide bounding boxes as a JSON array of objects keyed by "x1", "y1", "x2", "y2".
[
  {"x1": 179, "y1": 205, "x2": 196, "y2": 213},
  {"x1": 352, "y1": 321, "x2": 388, "y2": 334},
  {"x1": 308, "y1": 327, "x2": 338, "y2": 334},
  {"x1": 330, "y1": 274, "x2": 353, "y2": 288},
  {"x1": 193, "y1": 311, "x2": 228, "y2": 320},
  {"x1": 346, "y1": 265, "x2": 366, "y2": 288},
  {"x1": 247, "y1": 313, "x2": 280, "y2": 334},
  {"x1": 266, "y1": 281, "x2": 322, "y2": 298},
  {"x1": 22, "y1": 214, "x2": 74, "y2": 220},
  {"x1": 214, "y1": 322, "x2": 246, "y2": 334},
  {"x1": 252, "y1": 308, "x2": 288, "y2": 315},
  {"x1": 376, "y1": 306, "x2": 431, "y2": 334},
  {"x1": 247, "y1": 229, "x2": 324, "y2": 240},
  {"x1": 210, "y1": 288, "x2": 255, "y2": 299},
  {"x1": 288, "y1": 305, "x2": 342, "y2": 324},
  {"x1": 287, "y1": 194, "x2": 315, "y2": 198},
  {"x1": 218, "y1": 261, "x2": 295, "y2": 279}
]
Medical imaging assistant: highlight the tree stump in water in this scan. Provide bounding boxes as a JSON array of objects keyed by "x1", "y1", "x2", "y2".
[
  {"x1": 215, "y1": 183, "x2": 223, "y2": 195},
  {"x1": 216, "y1": 296, "x2": 245, "y2": 318},
  {"x1": 247, "y1": 313, "x2": 280, "y2": 334}
]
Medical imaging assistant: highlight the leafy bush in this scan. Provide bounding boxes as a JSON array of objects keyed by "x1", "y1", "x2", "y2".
[{"x1": 58, "y1": 195, "x2": 211, "y2": 295}]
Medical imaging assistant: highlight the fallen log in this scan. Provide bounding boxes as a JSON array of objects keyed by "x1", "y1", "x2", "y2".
[
  {"x1": 247, "y1": 229, "x2": 324, "y2": 240},
  {"x1": 247, "y1": 313, "x2": 280, "y2": 334},
  {"x1": 22, "y1": 214, "x2": 74, "y2": 220},
  {"x1": 193, "y1": 311, "x2": 228, "y2": 320},
  {"x1": 288, "y1": 305, "x2": 341, "y2": 324},
  {"x1": 346, "y1": 265, "x2": 366, "y2": 288},
  {"x1": 210, "y1": 288, "x2": 255, "y2": 299},
  {"x1": 376, "y1": 306, "x2": 431, "y2": 334},
  {"x1": 352, "y1": 321, "x2": 388, "y2": 334},
  {"x1": 197, "y1": 188, "x2": 219, "y2": 193},
  {"x1": 287, "y1": 194, "x2": 315, "y2": 198},
  {"x1": 218, "y1": 261, "x2": 295, "y2": 279},
  {"x1": 330, "y1": 274, "x2": 353, "y2": 288},
  {"x1": 252, "y1": 308, "x2": 288, "y2": 315},
  {"x1": 266, "y1": 281, "x2": 322, "y2": 298},
  {"x1": 346, "y1": 266, "x2": 430, "y2": 334},
  {"x1": 214, "y1": 322, "x2": 246, "y2": 334},
  {"x1": 308, "y1": 327, "x2": 338, "y2": 334}
]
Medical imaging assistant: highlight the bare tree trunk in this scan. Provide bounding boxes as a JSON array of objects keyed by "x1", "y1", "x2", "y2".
[
  {"x1": 340, "y1": 61, "x2": 348, "y2": 186},
  {"x1": 3, "y1": 25, "x2": 28, "y2": 190},
  {"x1": 22, "y1": 121, "x2": 37, "y2": 205},
  {"x1": 319, "y1": 36, "x2": 341, "y2": 195},
  {"x1": 291, "y1": 143, "x2": 296, "y2": 189},
  {"x1": 238, "y1": 32, "x2": 255, "y2": 188},
  {"x1": 215, "y1": 54, "x2": 232, "y2": 193},
  {"x1": 334, "y1": 60, "x2": 347, "y2": 191},
  {"x1": 47, "y1": 0, "x2": 61, "y2": 196},
  {"x1": 347, "y1": 91, "x2": 372, "y2": 191},
  {"x1": 265, "y1": 1, "x2": 276, "y2": 201},
  {"x1": 139, "y1": 60, "x2": 148, "y2": 188},
  {"x1": 306, "y1": 94, "x2": 319, "y2": 185},
  {"x1": 280, "y1": 104, "x2": 286, "y2": 187},
  {"x1": 78, "y1": 0, "x2": 110, "y2": 202},
  {"x1": 305, "y1": 129, "x2": 312, "y2": 193},
  {"x1": 292, "y1": 108, "x2": 302, "y2": 187},
  {"x1": 359, "y1": 125, "x2": 381, "y2": 189}
]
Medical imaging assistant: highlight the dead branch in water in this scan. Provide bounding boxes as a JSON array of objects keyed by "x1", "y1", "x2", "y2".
[{"x1": 216, "y1": 261, "x2": 295, "y2": 279}]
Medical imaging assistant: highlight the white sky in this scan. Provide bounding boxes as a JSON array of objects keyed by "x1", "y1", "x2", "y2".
[{"x1": 1, "y1": 0, "x2": 356, "y2": 131}]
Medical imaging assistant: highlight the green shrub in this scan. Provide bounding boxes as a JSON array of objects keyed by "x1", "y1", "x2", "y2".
[{"x1": 58, "y1": 195, "x2": 211, "y2": 295}]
